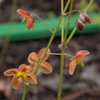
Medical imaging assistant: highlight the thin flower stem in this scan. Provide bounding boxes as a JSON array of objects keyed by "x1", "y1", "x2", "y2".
[
  {"x1": 48, "y1": 53, "x2": 75, "y2": 58},
  {"x1": 22, "y1": 86, "x2": 29, "y2": 100},
  {"x1": 64, "y1": 10, "x2": 82, "y2": 15},
  {"x1": 61, "y1": 0, "x2": 64, "y2": 43},
  {"x1": 65, "y1": 0, "x2": 94, "y2": 46},
  {"x1": 63, "y1": 0, "x2": 74, "y2": 47},
  {"x1": 85, "y1": 0, "x2": 94, "y2": 13},
  {"x1": 59, "y1": 19, "x2": 76, "y2": 27},
  {"x1": 57, "y1": 1, "x2": 74, "y2": 100},
  {"x1": 21, "y1": 0, "x2": 71, "y2": 100},
  {"x1": 57, "y1": 48, "x2": 65, "y2": 100},
  {"x1": 60, "y1": 5, "x2": 64, "y2": 100},
  {"x1": 63, "y1": 0, "x2": 71, "y2": 12},
  {"x1": 31, "y1": 13, "x2": 54, "y2": 33},
  {"x1": 65, "y1": 27, "x2": 77, "y2": 45}
]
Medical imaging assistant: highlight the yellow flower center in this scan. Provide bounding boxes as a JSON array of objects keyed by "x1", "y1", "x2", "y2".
[
  {"x1": 76, "y1": 58, "x2": 82, "y2": 65},
  {"x1": 25, "y1": 17, "x2": 29, "y2": 21},
  {"x1": 16, "y1": 72, "x2": 27, "y2": 80}
]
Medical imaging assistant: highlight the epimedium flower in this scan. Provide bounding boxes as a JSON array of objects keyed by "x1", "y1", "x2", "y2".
[
  {"x1": 17, "y1": 9, "x2": 34, "y2": 30},
  {"x1": 4, "y1": 64, "x2": 37, "y2": 89},
  {"x1": 28, "y1": 48, "x2": 52, "y2": 74},
  {"x1": 79, "y1": 13, "x2": 91, "y2": 24},
  {"x1": 75, "y1": 19, "x2": 85, "y2": 32},
  {"x1": 66, "y1": 50, "x2": 90, "y2": 75}
]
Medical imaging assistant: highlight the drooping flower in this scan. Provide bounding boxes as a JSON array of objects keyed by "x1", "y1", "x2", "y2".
[
  {"x1": 4, "y1": 64, "x2": 37, "y2": 89},
  {"x1": 17, "y1": 9, "x2": 34, "y2": 30},
  {"x1": 79, "y1": 13, "x2": 91, "y2": 24},
  {"x1": 75, "y1": 19, "x2": 85, "y2": 31},
  {"x1": 28, "y1": 48, "x2": 52, "y2": 74},
  {"x1": 66, "y1": 50, "x2": 90, "y2": 75}
]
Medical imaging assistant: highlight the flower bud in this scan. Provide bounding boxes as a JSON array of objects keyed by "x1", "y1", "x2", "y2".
[
  {"x1": 79, "y1": 13, "x2": 91, "y2": 24},
  {"x1": 24, "y1": 81, "x2": 29, "y2": 86},
  {"x1": 22, "y1": 18, "x2": 26, "y2": 23},
  {"x1": 75, "y1": 19, "x2": 85, "y2": 32},
  {"x1": 79, "y1": 61, "x2": 84, "y2": 67},
  {"x1": 58, "y1": 44, "x2": 68, "y2": 50}
]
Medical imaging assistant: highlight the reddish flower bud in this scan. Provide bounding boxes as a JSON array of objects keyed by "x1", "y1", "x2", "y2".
[
  {"x1": 75, "y1": 19, "x2": 85, "y2": 31},
  {"x1": 79, "y1": 13, "x2": 91, "y2": 24}
]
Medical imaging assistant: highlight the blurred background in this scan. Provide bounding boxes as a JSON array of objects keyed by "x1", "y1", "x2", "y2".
[{"x1": 0, "y1": 0, "x2": 100, "y2": 100}]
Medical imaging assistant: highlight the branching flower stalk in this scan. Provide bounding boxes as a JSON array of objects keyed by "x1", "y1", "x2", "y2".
[
  {"x1": 32, "y1": 0, "x2": 71, "y2": 75},
  {"x1": 3, "y1": 0, "x2": 94, "y2": 100},
  {"x1": 21, "y1": 0, "x2": 71, "y2": 100},
  {"x1": 21, "y1": 0, "x2": 94, "y2": 99},
  {"x1": 58, "y1": 1, "x2": 94, "y2": 100}
]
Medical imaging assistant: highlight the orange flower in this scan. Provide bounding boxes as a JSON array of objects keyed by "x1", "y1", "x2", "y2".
[
  {"x1": 66, "y1": 50, "x2": 90, "y2": 75},
  {"x1": 17, "y1": 9, "x2": 34, "y2": 30},
  {"x1": 28, "y1": 48, "x2": 52, "y2": 74},
  {"x1": 4, "y1": 64, "x2": 37, "y2": 89}
]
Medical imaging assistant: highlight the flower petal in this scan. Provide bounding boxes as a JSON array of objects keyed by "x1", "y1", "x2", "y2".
[
  {"x1": 37, "y1": 48, "x2": 51, "y2": 61},
  {"x1": 19, "y1": 64, "x2": 32, "y2": 72},
  {"x1": 25, "y1": 73, "x2": 37, "y2": 84},
  {"x1": 26, "y1": 17, "x2": 34, "y2": 30},
  {"x1": 17, "y1": 9, "x2": 30, "y2": 17},
  {"x1": 40, "y1": 61, "x2": 52, "y2": 74},
  {"x1": 28, "y1": 52, "x2": 39, "y2": 64},
  {"x1": 66, "y1": 58, "x2": 74, "y2": 67},
  {"x1": 76, "y1": 50, "x2": 90, "y2": 59},
  {"x1": 31, "y1": 21, "x2": 34, "y2": 30},
  {"x1": 4, "y1": 69, "x2": 19, "y2": 76},
  {"x1": 11, "y1": 75, "x2": 24, "y2": 89},
  {"x1": 69, "y1": 60, "x2": 76, "y2": 75}
]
